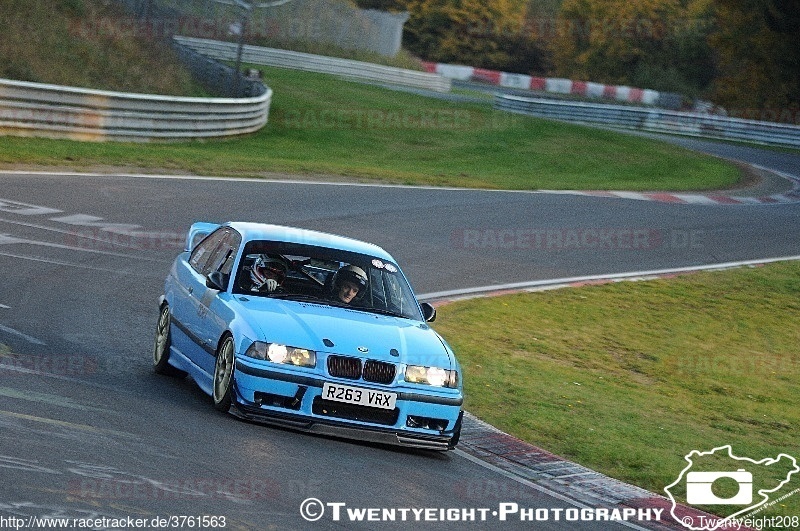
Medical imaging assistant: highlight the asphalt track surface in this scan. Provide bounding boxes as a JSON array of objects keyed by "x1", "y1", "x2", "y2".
[{"x1": 0, "y1": 141, "x2": 798, "y2": 530}]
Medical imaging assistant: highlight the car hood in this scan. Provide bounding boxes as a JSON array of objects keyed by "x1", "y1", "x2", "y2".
[{"x1": 233, "y1": 297, "x2": 453, "y2": 368}]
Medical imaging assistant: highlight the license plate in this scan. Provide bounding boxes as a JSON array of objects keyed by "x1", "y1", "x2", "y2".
[{"x1": 322, "y1": 382, "x2": 397, "y2": 410}]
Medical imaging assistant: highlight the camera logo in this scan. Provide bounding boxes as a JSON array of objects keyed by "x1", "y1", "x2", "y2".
[
  {"x1": 685, "y1": 469, "x2": 752, "y2": 505},
  {"x1": 664, "y1": 445, "x2": 799, "y2": 531}
]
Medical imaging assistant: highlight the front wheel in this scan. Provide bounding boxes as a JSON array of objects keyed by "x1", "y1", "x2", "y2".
[
  {"x1": 213, "y1": 336, "x2": 235, "y2": 412},
  {"x1": 153, "y1": 305, "x2": 186, "y2": 378}
]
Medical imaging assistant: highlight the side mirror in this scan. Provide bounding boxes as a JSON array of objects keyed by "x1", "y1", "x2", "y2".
[
  {"x1": 206, "y1": 271, "x2": 228, "y2": 291},
  {"x1": 420, "y1": 302, "x2": 437, "y2": 323}
]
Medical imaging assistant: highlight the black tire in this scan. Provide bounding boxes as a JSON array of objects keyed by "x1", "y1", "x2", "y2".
[
  {"x1": 212, "y1": 335, "x2": 235, "y2": 412},
  {"x1": 153, "y1": 304, "x2": 187, "y2": 378}
]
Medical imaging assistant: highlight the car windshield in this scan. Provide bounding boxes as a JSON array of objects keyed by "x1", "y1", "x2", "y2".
[{"x1": 232, "y1": 240, "x2": 423, "y2": 321}]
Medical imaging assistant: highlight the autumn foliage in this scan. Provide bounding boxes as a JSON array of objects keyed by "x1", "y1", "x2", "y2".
[
  {"x1": 551, "y1": 0, "x2": 715, "y2": 97},
  {"x1": 709, "y1": 0, "x2": 800, "y2": 118},
  {"x1": 402, "y1": 0, "x2": 546, "y2": 73},
  {"x1": 355, "y1": 0, "x2": 799, "y2": 118}
]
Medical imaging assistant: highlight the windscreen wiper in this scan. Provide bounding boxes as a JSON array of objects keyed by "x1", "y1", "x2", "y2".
[{"x1": 352, "y1": 306, "x2": 406, "y2": 319}]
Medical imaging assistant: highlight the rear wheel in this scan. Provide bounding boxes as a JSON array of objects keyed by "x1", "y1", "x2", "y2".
[
  {"x1": 213, "y1": 336, "x2": 235, "y2": 412},
  {"x1": 153, "y1": 305, "x2": 186, "y2": 378}
]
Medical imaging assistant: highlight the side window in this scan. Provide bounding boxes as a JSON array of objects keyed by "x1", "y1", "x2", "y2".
[
  {"x1": 189, "y1": 228, "x2": 226, "y2": 274},
  {"x1": 202, "y1": 229, "x2": 240, "y2": 276},
  {"x1": 218, "y1": 230, "x2": 242, "y2": 275}
]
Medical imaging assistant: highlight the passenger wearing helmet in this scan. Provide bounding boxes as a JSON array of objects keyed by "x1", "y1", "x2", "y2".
[
  {"x1": 250, "y1": 255, "x2": 288, "y2": 293},
  {"x1": 331, "y1": 264, "x2": 367, "y2": 304}
]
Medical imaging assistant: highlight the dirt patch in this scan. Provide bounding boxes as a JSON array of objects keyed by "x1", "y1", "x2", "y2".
[{"x1": 713, "y1": 161, "x2": 795, "y2": 196}]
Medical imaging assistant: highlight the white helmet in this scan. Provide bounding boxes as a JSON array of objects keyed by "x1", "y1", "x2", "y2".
[{"x1": 250, "y1": 255, "x2": 287, "y2": 291}]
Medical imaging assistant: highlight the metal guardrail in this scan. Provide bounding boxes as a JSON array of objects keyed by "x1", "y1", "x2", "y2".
[
  {"x1": 174, "y1": 36, "x2": 452, "y2": 93},
  {"x1": 495, "y1": 95, "x2": 800, "y2": 148},
  {"x1": 0, "y1": 44, "x2": 272, "y2": 143},
  {"x1": 0, "y1": 78, "x2": 271, "y2": 142}
]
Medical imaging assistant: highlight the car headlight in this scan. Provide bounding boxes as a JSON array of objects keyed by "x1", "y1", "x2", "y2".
[
  {"x1": 405, "y1": 365, "x2": 458, "y2": 388},
  {"x1": 244, "y1": 341, "x2": 316, "y2": 368}
]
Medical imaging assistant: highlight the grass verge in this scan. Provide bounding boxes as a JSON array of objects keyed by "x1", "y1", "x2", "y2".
[
  {"x1": 0, "y1": 66, "x2": 741, "y2": 191},
  {"x1": 433, "y1": 261, "x2": 800, "y2": 521}
]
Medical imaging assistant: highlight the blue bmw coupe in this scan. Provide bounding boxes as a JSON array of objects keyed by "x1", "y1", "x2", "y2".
[{"x1": 154, "y1": 222, "x2": 463, "y2": 450}]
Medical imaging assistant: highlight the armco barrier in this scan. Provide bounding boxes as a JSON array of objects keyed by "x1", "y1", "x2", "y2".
[
  {"x1": 174, "y1": 36, "x2": 451, "y2": 93},
  {"x1": 495, "y1": 95, "x2": 800, "y2": 148},
  {"x1": 0, "y1": 76, "x2": 271, "y2": 143},
  {"x1": 423, "y1": 61, "x2": 671, "y2": 108}
]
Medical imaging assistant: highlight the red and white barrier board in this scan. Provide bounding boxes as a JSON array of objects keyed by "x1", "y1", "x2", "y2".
[{"x1": 423, "y1": 61, "x2": 660, "y2": 105}]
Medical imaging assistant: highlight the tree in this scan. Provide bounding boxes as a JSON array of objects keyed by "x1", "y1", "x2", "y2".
[
  {"x1": 353, "y1": 0, "x2": 550, "y2": 73},
  {"x1": 402, "y1": 0, "x2": 540, "y2": 71},
  {"x1": 709, "y1": 0, "x2": 800, "y2": 118},
  {"x1": 552, "y1": 0, "x2": 715, "y2": 96}
]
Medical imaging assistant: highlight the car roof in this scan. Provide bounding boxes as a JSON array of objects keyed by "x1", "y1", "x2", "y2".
[{"x1": 227, "y1": 222, "x2": 394, "y2": 261}]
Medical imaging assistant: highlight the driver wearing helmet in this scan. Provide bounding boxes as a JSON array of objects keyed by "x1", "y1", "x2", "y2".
[
  {"x1": 250, "y1": 255, "x2": 288, "y2": 293},
  {"x1": 331, "y1": 264, "x2": 367, "y2": 304}
]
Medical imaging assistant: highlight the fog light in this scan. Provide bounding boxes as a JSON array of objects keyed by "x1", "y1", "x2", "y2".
[{"x1": 407, "y1": 415, "x2": 449, "y2": 432}]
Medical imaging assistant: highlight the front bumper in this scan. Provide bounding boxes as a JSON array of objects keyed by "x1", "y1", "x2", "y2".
[{"x1": 232, "y1": 359, "x2": 463, "y2": 451}]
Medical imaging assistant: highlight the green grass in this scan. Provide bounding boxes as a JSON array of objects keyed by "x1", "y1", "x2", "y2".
[
  {"x1": 0, "y1": 65, "x2": 741, "y2": 191},
  {"x1": 433, "y1": 261, "x2": 800, "y2": 521},
  {"x1": 0, "y1": 1, "x2": 741, "y2": 190}
]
